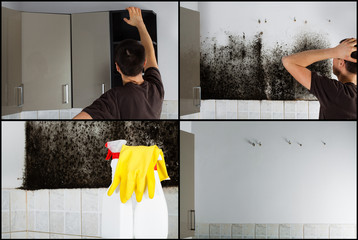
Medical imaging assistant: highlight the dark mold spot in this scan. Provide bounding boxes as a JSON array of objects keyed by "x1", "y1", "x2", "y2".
[
  {"x1": 200, "y1": 31, "x2": 332, "y2": 100},
  {"x1": 22, "y1": 121, "x2": 178, "y2": 190}
]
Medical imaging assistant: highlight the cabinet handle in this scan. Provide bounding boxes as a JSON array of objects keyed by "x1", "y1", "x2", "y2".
[
  {"x1": 190, "y1": 209, "x2": 196, "y2": 231},
  {"x1": 102, "y1": 83, "x2": 105, "y2": 94},
  {"x1": 16, "y1": 84, "x2": 24, "y2": 107},
  {"x1": 193, "y1": 87, "x2": 201, "y2": 107},
  {"x1": 63, "y1": 84, "x2": 69, "y2": 104}
]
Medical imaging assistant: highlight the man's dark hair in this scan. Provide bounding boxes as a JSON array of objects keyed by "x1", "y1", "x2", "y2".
[
  {"x1": 114, "y1": 39, "x2": 145, "y2": 76},
  {"x1": 340, "y1": 38, "x2": 357, "y2": 74}
]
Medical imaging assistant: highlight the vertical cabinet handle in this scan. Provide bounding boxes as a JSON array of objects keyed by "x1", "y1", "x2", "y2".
[
  {"x1": 102, "y1": 83, "x2": 105, "y2": 94},
  {"x1": 193, "y1": 87, "x2": 201, "y2": 107},
  {"x1": 190, "y1": 209, "x2": 196, "y2": 231},
  {"x1": 63, "y1": 84, "x2": 69, "y2": 104},
  {"x1": 16, "y1": 84, "x2": 24, "y2": 107}
]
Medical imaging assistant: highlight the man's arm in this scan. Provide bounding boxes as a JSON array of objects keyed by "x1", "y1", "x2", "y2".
[
  {"x1": 124, "y1": 7, "x2": 158, "y2": 71},
  {"x1": 73, "y1": 111, "x2": 93, "y2": 119},
  {"x1": 282, "y1": 38, "x2": 357, "y2": 90}
]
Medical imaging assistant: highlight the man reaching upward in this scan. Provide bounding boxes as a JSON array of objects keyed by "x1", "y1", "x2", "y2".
[
  {"x1": 74, "y1": 7, "x2": 164, "y2": 119},
  {"x1": 282, "y1": 38, "x2": 357, "y2": 119}
]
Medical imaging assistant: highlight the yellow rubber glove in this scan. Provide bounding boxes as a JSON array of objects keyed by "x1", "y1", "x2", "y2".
[{"x1": 107, "y1": 145, "x2": 169, "y2": 203}]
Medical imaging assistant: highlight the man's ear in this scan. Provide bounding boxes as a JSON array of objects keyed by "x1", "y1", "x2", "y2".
[
  {"x1": 143, "y1": 58, "x2": 147, "y2": 67},
  {"x1": 115, "y1": 62, "x2": 122, "y2": 74}
]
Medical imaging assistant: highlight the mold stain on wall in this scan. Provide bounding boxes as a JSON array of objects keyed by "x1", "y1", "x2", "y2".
[
  {"x1": 23, "y1": 121, "x2": 178, "y2": 190},
  {"x1": 201, "y1": 31, "x2": 332, "y2": 100}
]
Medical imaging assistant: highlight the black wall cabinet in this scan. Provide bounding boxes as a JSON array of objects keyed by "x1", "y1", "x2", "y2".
[{"x1": 110, "y1": 10, "x2": 157, "y2": 89}]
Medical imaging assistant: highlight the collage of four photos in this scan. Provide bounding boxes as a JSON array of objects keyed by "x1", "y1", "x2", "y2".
[{"x1": 1, "y1": 1, "x2": 357, "y2": 239}]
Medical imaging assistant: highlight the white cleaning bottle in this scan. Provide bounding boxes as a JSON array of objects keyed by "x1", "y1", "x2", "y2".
[
  {"x1": 101, "y1": 139, "x2": 134, "y2": 239},
  {"x1": 133, "y1": 154, "x2": 169, "y2": 238}
]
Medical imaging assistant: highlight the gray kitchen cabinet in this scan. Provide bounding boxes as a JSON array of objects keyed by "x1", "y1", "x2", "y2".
[
  {"x1": 21, "y1": 12, "x2": 71, "y2": 111},
  {"x1": 72, "y1": 12, "x2": 111, "y2": 108},
  {"x1": 180, "y1": 7, "x2": 201, "y2": 116},
  {"x1": 180, "y1": 130, "x2": 196, "y2": 238},
  {"x1": 2, "y1": 7, "x2": 22, "y2": 116}
]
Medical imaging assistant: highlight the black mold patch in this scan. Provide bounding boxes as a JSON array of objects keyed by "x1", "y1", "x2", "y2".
[
  {"x1": 201, "y1": 31, "x2": 332, "y2": 100},
  {"x1": 22, "y1": 121, "x2": 178, "y2": 190}
]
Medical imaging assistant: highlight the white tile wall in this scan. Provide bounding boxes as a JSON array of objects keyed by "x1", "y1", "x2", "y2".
[
  {"x1": 181, "y1": 100, "x2": 320, "y2": 119},
  {"x1": 195, "y1": 223, "x2": 356, "y2": 239},
  {"x1": 2, "y1": 187, "x2": 178, "y2": 239},
  {"x1": 2, "y1": 100, "x2": 178, "y2": 119}
]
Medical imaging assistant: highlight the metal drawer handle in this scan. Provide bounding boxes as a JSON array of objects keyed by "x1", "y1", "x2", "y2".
[
  {"x1": 190, "y1": 209, "x2": 195, "y2": 231},
  {"x1": 63, "y1": 84, "x2": 69, "y2": 104},
  {"x1": 193, "y1": 86, "x2": 201, "y2": 107},
  {"x1": 16, "y1": 84, "x2": 24, "y2": 107},
  {"x1": 102, "y1": 83, "x2": 105, "y2": 94}
]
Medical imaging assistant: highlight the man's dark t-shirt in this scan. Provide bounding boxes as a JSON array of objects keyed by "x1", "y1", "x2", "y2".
[
  {"x1": 83, "y1": 67, "x2": 164, "y2": 119},
  {"x1": 309, "y1": 72, "x2": 357, "y2": 119}
]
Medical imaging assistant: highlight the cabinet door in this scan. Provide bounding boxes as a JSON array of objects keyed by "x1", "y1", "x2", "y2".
[
  {"x1": 72, "y1": 12, "x2": 110, "y2": 108},
  {"x1": 180, "y1": 130, "x2": 196, "y2": 238},
  {"x1": 180, "y1": 7, "x2": 201, "y2": 116},
  {"x1": 2, "y1": 7, "x2": 22, "y2": 116},
  {"x1": 22, "y1": 12, "x2": 71, "y2": 111}
]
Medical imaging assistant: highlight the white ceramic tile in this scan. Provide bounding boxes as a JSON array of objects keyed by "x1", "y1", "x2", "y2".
[
  {"x1": 238, "y1": 112, "x2": 248, "y2": 119},
  {"x1": 27, "y1": 191, "x2": 35, "y2": 211},
  {"x1": 341, "y1": 224, "x2": 356, "y2": 238},
  {"x1": 261, "y1": 101, "x2": 272, "y2": 112},
  {"x1": 38, "y1": 110, "x2": 60, "y2": 119},
  {"x1": 28, "y1": 210, "x2": 35, "y2": 231},
  {"x1": 209, "y1": 224, "x2": 220, "y2": 237},
  {"x1": 2, "y1": 190, "x2": 10, "y2": 211},
  {"x1": 50, "y1": 233, "x2": 65, "y2": 239},
  {"x1": 290, "y1": 224, "x2": 303, "y2": 238},
  {"x1": 160, "y1": 113, "x2": 168, "y2": 119},
  {"x1": 303, "y1": 224, "x2": 317, "y2": 238},
  {"x1": 50, "y1": 189, "x2": 65, "y2": 211},
  {"x1": 2, "y1": 233, "x2": 10, "y2": 239},
  {"x1": 35, "y1": 211, "x2": 49, "y2": 232},
  {"x1": 71, "y1": 109, "x2": 83, "y2": 119},
  {"x1": 60, "y1": 109, "x2": 72, "y2": 119},
  {"x1": 248, "y1": 100, "x2": 260, "y2": 112},
  {"x1": 316, "y1": 224, "x2": 329, "y2": 238},
  {"x1": 232, "y1": 224, "x2": 243, "y2": 237},
  {"x1": 82, "y1": 189, "x2": 98, "y2": 212},
  {"x1": 267, "y1": 224, "x2": 279, "y2": 238},
  {"x1": 256, "y1": 224, "x2": 267, "y2": 237},
  {"x1": 285, "y1": 112, "x2": 296, "y2": 119},
  {"x1": 216, "y1": 100, "x2": 227, "y2": 119},
  {"x1": 64, "y1": 234, "x2": 81, "y2": 238},
  {"x1": 201, "y1": 111, "x2": 215, "y2": 119},
  {"x1": 297, "y1": 101, "x2": 308, "y2": 112},
  {"x1": 180, "y1": 113, "x2": 200, "y2": 119},
  {"x1": 2, "y1": 113, "x2": 21, "y2": 119},
  {"x1": 243, "y1": 224, "x2": 255, "y2": 237},
  {"x1": 10, "y1": 190, "x2": 26, "y2": 211},
  {"x1": 98, "y1": 189, "x2": 106, "y2": 212},
  {"x1": 285, "y1": 101, "x2": 297, "y2": 113},
  {"x1": 272, "y1": 101, "x2": 284, "y2": 113},
  {"x1": 221, "y1": 224, "x2": 231, "y2": 237},
  {"x1": 201, "y1": 100, "x2": 216, "y2": 119},
  {"x1": 273, "y1": 112, "x2": 284, "y2": 119},
  {"x1": 28, "y1": 231, "x2": 50, "y2": 239},
  {"x1": 50, "y1": 211, "x2": 65, "y2": 234},
  {"x1": 35, "y1": 190, "x2": 49, "y2": 211},
  {"x1": 168, "y1": 215, "x2": 178, "y2": 239},
  {"x1": 10, "y1": 231, "x2": 27, "y2": 238},
  {"x1": 238, "y1": 100, "x2": 248, "y2": 112},
  {"x1": 297, "y1": 112, "x2": 308, "y2": 119},
  {"x1": 227, "y1": 112, "x2": 237, "y2": 119},
  {"x1": 2, "y1": 211, "x2": 10, "y2": 232},
  {"x1": 167, "y1": 100, "x2": 178, "y2": 115},
  {"x1": 10, "y1": 210, "x2": 26, "y2": 231},
  {"x1": 248, "y1": 112, "x2": 260, "y2": 119},
  {"x1": 65, "y1": 212, "x2": 81, "y2": 235},
  {"x1": 21, "y1": 111, "x2": 38, "y2": 119},
  {"x1": 64, "y1": 189, "x2": 81, "y2": 211},
  {"x1": 308, "y1": 101, "x2": 320, "y2": 119},
  {"x1": 198, "y1": 223, "x2": 210, "y2": 235},
  {"x1": 161, "y1": 101, "x2": 168, "y2": 113},
  {"x1": 261, "y1": 112, "x2": 273, "y2": 119},
  {"x1": 279, "y1": 224, "x2": 290, "y2": 238},
  {"x1": 82, "y1": 212, "x2": 98, "y2": 237}
]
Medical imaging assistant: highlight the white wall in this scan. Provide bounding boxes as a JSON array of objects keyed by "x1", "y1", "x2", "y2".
[
  {"x1": 1, "y1": 121, "x2": 26, "y2": 188},
  {"x1": 191, "y1": 121, "x2": 357, "y2": 224},
  {"x1": 199, "y1": 2, "x2": 356, "y2": 48},
  {"x1": 1, "y1": 1, "x2": 178, "y2": 100}
]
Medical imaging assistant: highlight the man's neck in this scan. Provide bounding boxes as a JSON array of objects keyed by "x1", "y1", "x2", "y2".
[
  {"x1": 338, "y1": 74, "x2": 357, "y2": 85},
  {"x1": 122, "y1": 74, "x2": 144, "y2": 85}
]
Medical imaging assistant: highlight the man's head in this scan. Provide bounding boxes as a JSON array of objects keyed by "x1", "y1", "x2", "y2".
[
  {"x1": 114, "y1": 39, "x2": 146, "y2": 77},
  {"x1": 333, "y1": 38, "x2": 357, "y2": 77}
]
